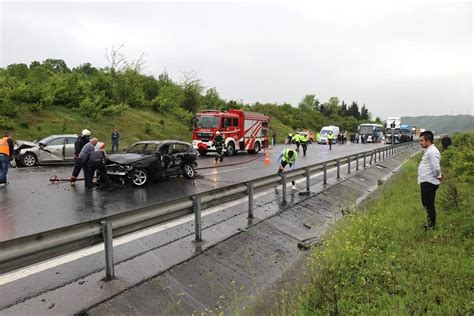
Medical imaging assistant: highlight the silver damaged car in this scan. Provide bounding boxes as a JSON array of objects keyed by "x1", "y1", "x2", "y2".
[{"x1": 13, "y1": 134, "x2": 78, "y2": 167}]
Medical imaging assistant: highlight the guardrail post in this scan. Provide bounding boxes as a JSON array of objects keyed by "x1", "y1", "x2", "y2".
[
  {"x1": 247, "y1": 182, "x2": 254, "y2": 218},
  {"x1": 369, "y1": 152, "x2": 373, "y2": 165},
  {"x1": 193, "y1": 196, "x2": 202, "y2": 242},
  {"x1": 374, "y1": 150, "x2": 378, "y2": 163},
  {"x1": 101, "y1": 221, "x2": 115, "y2": 280},
  {"x1": 336, "y1": 159, "x2": 340, "y2": 179},
  {"x1": 281, "y1": 174, "x2": 287, "y2": 204},
  {"x1": 305, "y1": 167, "x2": 311, "y2": 192},
  {"x1": 363, "y1": 153, "x2": 366, "y2": 168},
  {"x1": 323, "y1": 163, "x2": 327, "y2": 185},
  {"x1": 356, "y1": 154, "x2": 359, "y2": 171},
  {"x1": 347, "y1": 157, "x2": 351, "y2": 174},
  {"x1": 382, "y1": 148, "x2": 385, "y2": 160}
]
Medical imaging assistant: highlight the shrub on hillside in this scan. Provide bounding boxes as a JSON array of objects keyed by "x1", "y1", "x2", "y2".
[{"x1": 441, "y1": 132, "x2": 474, "y2": 183}]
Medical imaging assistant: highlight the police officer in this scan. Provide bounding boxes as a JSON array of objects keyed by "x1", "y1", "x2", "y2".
[
  {"x1": 327, "y1": 132, "x2": 334, "y2": 150},
  {"x1": 70, "y1": 129, "x2": 91, "y2": 185},
  {"x1": 0, "y1": 130, "x2": 14, "y2": 187},
  {"x1": 277, "y1": 148, "x2": 298, "y2": 190},
  {"x1": 293, "y1": 133, "x2": 301, "y2": 153},
  {"x1": 213, "y1": 131, "x2": 224, "y2": 162},
  {"x1": 300, "y1": 133, "x2": 308, "y2": 156}
]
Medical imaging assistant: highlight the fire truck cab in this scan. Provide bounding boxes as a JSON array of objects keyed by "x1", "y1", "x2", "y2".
[{"x1": 192, "y1": 109, "x2": 270, "y2": 156}]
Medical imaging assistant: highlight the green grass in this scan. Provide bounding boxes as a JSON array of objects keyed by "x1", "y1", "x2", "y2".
[
  {"x1": 275, "y1": 156, "x2": 473, "y2": 315},
  {"x1": 11, "y1": 105, "x2": 193, "y2": 148}
]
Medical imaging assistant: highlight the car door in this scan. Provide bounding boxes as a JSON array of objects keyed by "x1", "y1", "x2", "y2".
[
  {"x1": 64, "y1": 137, "x2": 77, "y2": 162},
  {"x1": 40, "y1": 137, "x2": 66, "y2": 162}
]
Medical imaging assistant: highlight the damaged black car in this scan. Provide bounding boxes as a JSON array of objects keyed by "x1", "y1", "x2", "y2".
[{"x1": 105, "y1": 140, "x2": 198, "y2": 187}]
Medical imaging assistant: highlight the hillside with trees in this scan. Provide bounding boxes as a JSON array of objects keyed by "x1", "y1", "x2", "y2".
[
  {"x1": 402, "y1": 115, "x2": 474, "y2": 135},
  {"x1": 0, "y1": 52, "x2": 378, "y2": 145}
]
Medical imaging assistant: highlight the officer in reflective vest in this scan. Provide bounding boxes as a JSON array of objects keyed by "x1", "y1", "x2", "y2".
[
  {"x1": 327, "y1": 132, "x2": 334, "y2": 150},
  {"x1": 0, "y1": 130, "x2": 14, "y2": 187},
  {"x1": 300, "y1": 133, "x2": 308, "y2": 156},
  {"x1": 277, "y1": 148, "x2": 298, "y2": 190}
]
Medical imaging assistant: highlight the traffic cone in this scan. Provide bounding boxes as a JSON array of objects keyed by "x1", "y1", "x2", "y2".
[{"x1": 264, "y1": 148, "x2": 271, "y2": 165}]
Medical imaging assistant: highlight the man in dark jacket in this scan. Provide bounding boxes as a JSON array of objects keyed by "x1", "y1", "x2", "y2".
[
  {"x1": 82, "y1": 138, "x2": 113, "y2": 191},
  {"x1": 70, "y1": 129, "x2": 91, "y2": 186},
  {"x1": 441, "y1": 135, "x2": 452, "y2": 151},
  {"x1": 111, "y1": 128, "x2": 120, "y2": 153}
]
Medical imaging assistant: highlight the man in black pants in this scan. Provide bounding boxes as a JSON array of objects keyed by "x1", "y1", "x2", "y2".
[{"x1": 417, "y1": 131, "x2": 442, "y2": 230}]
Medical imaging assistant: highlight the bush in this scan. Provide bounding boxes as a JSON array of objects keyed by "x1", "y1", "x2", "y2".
[
  {"x1": 0, "y1": 116, "x2": 15, "y2": 130},
  {"x1": 144, "y1": 122, "x2": 152, "y2": 134},
  {"x1": 0, "y1": 101, "x2": 19, "y2": 118}
]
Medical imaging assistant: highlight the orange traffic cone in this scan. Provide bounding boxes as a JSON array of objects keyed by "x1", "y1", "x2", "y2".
[{"x1": 264, "y1": 148, "x2": 271, "y2": 165}]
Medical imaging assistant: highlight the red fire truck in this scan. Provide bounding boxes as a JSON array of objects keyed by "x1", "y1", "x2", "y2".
[{"x1": 192, "y1": 109, "x2": 270, "y2": 156}]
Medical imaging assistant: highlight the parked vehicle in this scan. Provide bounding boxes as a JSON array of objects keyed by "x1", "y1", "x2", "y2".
[
  {"x1": 13, "y1": 134, "x2": 78, "y2": 167},
  {"x1": 384, "y1": 117, "x2": 401, "y2": 144},
  {"x1": 357, "y1": 123, "x2": 384, "y2": 143},
  {"x1": 192, "y1": 109, "x2": 270, "y2": 156},
  {"x1": 318, "y1": 126, "x2": 340, "y2": 144},
  {"x1": 105, "y1": 140, "x2": 198, "y2": 187}
]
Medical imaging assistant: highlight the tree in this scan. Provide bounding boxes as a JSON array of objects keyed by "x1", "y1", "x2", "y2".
[
  {"x1": 360, "y1": 104, "x2": 369, "y2": 120},
  {"x1": 328, "y1": 97, "x2": 340, "y2": 116},
  {"x1": 180, "y1": 71, "x2": 204, "y2": 113},
  {"x1": 348, "y1": 101, "x2": 360, "y2": 119},
  {"x1": 298, "y1": 94, "x2": 319, "y2": 112},
  {"x1": 339, "y1": 100, "x2": 348, "y2": 116},
  {"x1": 202, "y1": 87, "x2": 225, "y2": 110},
  {"x1": 375, "y1": 116, "x2": 382, "y2": 124},
  {"x1": 42, "y1": 59, "x2": 70, "y2": 73}
]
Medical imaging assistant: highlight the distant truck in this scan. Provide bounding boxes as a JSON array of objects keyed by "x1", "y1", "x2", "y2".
[
  {"x1": 400, "y1": 124, "x2": 413, "y2": 142},
  {"x1": 192, "y1": 109, "x2": 270, "y2": 156},
  {"x1": 384, "y1": 117, "x2": 401, "y2": 144},
  {"x1": 318, "y1": 126, "x2": 340, "y2": 144}
]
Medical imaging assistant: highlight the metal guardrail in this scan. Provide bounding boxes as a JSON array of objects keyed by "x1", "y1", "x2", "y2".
[{"x1": 0, "y1": 142, "x2": 416, "y2": 275}]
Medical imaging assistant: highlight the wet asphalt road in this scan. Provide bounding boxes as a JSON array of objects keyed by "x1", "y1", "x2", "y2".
[{"x1": 0, "y1": 143, "x2": 386, "y2": 241}]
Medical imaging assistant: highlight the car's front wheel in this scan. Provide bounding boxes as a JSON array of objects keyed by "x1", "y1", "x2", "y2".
[
  {"x1": 21, "y1": 153, "x2": 37, "y2": 167},
  {"x1": 182, "y1": 163, "x2": 196, "y2": 179},
  {"x1": 131, "y1": 169, "x2": 149, "y2": 187}
]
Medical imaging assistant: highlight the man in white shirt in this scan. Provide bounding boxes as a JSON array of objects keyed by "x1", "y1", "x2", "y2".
[{"x1": 417, "y1": 131, "x2": 442, "y2": 230}]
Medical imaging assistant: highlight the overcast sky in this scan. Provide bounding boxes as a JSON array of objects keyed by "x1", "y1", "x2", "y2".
[{"x1": 1, "y1": 0, "x2": 472, "y2": 119}]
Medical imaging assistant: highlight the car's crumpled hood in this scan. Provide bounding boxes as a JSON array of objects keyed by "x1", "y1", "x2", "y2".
[
  {"x1": 106, "y1": 153, "x2": 150, "y2": 164},
  {"x1": 15, "y1": 140, "x2": 37, "y2": 149}
]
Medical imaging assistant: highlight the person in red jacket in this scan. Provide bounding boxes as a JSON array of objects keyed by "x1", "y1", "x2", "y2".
[{"x1": 0, "y1": 130, "x2": 14, "y2": 188}]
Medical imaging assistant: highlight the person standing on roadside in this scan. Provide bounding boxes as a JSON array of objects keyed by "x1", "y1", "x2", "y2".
[
  {"x1": 327, "y1": 132, "x2": 334, "y2": 150},
  {"x1": 111, "y1": 128, "x2": 120, "y2": 153},
  {"x1": 70, "y1": 129, "x2": 91, "y2": 186},
  {"x1": 441, "y1": 134, "x2": 452, "y2": 151},
  {"x1": 0, "y1": 130, "x2": 14, "y2": 188},
  {"x1": 418, "y1": 131, "x2": 442, "y2": 230}
]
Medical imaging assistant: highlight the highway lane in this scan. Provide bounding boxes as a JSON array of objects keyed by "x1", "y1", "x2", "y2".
[{"x1": 0, "y1": 142, "x2": 386, "y2": 241}]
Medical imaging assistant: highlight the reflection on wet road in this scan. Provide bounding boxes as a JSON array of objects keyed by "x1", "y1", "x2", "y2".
[{"x1": 0, "y1": 143, "x2": 387, "y2": 241}]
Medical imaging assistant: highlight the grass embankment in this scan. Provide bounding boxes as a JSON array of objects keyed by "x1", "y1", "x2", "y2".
[
  {"x1": 11, "y1": 105, "x2": 292, "y2": 147},
  {"x1": 275, "y1": 152, "x2": 473, "y2": 314},
  {"x1": 12, "y1": 106, "x2": 192, "y2": 147}
]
